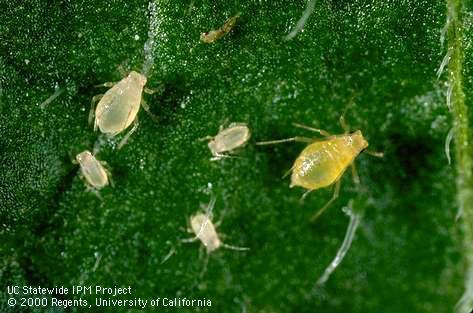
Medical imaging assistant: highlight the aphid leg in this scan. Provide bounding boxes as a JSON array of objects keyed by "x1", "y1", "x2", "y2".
[
  {"x1": 300, "y1": 189, "x2": 314, "y2": 201},
  {"x1": 292, "y1": 123, "x2": 331, "y2": 137},
  {"x1": 140, "y1": 99, "x2": 158, "y2": 122},
  {"x1": 364, "y1": 150, "x2": 384, "y2": 158},
  {"x1": 351, "y1": 163, "x2": 360, "y2": 185},
  {"x1": 117, "y1": 64, "x2": 128, "y2": 77},
  {"x1": 310, "y1": 180, "x2": 341, "y2": 223},
  {"x1": 339, "y1": 114, "x2": 350, "y2": 134},
  {"x1": 198, "y1": 135, "x2": 214, "y2": 141},
  {"x1": 160, "y1": 246, "x2": 176, "y2": 264},
  {"x1": 144, "y1": 86, "x2": 164, "y2": 95},
  {"x1": 94, "y1": 82, "x2": 117, "y2": 88},
  {"x1": 282, "y1": 166, "x2": 295, "y2": 179},
  {"x1": 199, "y1": 248, "x2": 210, "y2": 279},
  {"x1": 210, "y1": 153, "x2": 241, "y2": 161},
  {"x1": 222, "y1": 243, "x2": 250, "y2": 251},
  {"x1": 256, "y1": 136, "x2": 313, "y2": 145},
  {"x1": 106, "y1": 169, "x2": 114, "y2": 187},
  {"x1": 89, "y1": 94, "x2": 103, "y2": 125},
  {"x1": 89, "y1": 188, "x2": 103, "y2": 200},
  {"x1": 117, "y1": 118, "x2": 139, "y2": 149},
  {"x1": 181, "y1": 236, "x2": 199, "y2": 243}
]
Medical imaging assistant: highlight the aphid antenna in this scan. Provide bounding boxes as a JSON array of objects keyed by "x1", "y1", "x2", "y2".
[
  {"x1": 94, "y1": 82, "x2": 117, "y2": 88},
  {"x1": 160, "y1": 246, "x2": 176, "y2": 264},
  {"x1": 256, "y1": 136, "x2": 313, "y2": 145},
  {"x1": 210, "y1": 155, "x2": 243, "y2": 161},
  {"x1": 198, "y1": 135, "x2": 214, "y2": 141},
  {"x1": 222, "y1": 243, "x2": 250, "y2": 251},
  {"x1": 195, "y1": 193, "x2": 217, "y2": 238},
  {"x1": 292, "y1": 123, "x2": 331, "y2": 137}
]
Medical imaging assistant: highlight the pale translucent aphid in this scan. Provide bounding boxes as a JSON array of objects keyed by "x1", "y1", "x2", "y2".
[
  {"x1": 190, "y1": 213, "x2": 222, "y2": 252},
  {"x1": 75, "y1": 150, "x2": 109, "y2": 189},
  {"x1": 257, "y1": 115, "x2": 383, "y2": 222},
  {"x1": 202, "y1": 123, "x2": 251, "y2": 161},
  {"x1": 182, "y1": 195, "x2": 249, "y2": 253},
  {"x1": 200, "y1": 13, "x2": 240, "y2": 44},
  {"x1": 90, "y1": 71, "x2": 155, "y2": 149}
]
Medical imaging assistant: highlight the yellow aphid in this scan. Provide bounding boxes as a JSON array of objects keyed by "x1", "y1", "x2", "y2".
[
  {"x1": 257, "y1": 118, "x2": 382, "y2": 222},
  {"x1": 200, "y1": 13, "x2": 240, "y2": 43},
  {"x1": 290, "y1": 130, "x2": 367, "y2": 190},
  {"x1": 90, "y1": 71, "x2": 155, "y2": 149},
  {"x1": 203, "y1": 123, "x2": 251, "y2": 161},
  {"x1": 75, "y1": 150, "x2": 109, "y2": 189}
]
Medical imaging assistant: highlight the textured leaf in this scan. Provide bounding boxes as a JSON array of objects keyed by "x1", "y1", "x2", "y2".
[{"x1": 0, "y1": 1, "x2": 469, "y2": 312}]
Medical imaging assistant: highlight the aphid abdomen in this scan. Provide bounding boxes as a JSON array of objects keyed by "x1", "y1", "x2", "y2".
[
  {"x1": 291, "y1": 133, "x2": 368, "y2": 190},
  {"x1": 95, "y1": 76, "x2": 144, "y2": 135},
  {"x1": 214, "y1": 126, "x2": 250, "y2": 153},
  {"x1": 76, "y1": 151, "x2": 108, "y2": 188},
  {"x1": 291, "y1": 142, "x2": 342, "y2": 189},
  {"x1": 82, "y1": 160, "x2": 108, "y2": 188},
  {"x1": 191, "y1": 213, "x2": 221, "y2": 252}
]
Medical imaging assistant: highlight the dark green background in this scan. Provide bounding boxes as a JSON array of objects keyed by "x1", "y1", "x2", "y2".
[{"x1": 0, "y1": 0, "x2": 467, "y2": 312}]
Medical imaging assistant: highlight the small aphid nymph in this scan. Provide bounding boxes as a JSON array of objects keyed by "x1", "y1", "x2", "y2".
[
  {"x1": 75, "y1": 150, "x2": 109, "y2": 189},
  {"x1": 200, "y1": 13, "x2": 240, "y2": 44},
  {"x1": 190, "y1": 213, "x2": 222, "y2": 252},
  {"x1": 90, "y1": 70, "x2": 156, "y2": 149},
  {"x1": 182, "y1": 195, "x2": 249, "y2": 253},
  {"x1": 203, "y1": 123, "x2": 251, "y2": 161},
  {"x1": 257, "y1": 116, "x2": 383, "y2": 222}
]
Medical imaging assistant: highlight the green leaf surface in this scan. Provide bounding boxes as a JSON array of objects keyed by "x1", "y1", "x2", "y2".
[{"x1": 0, "y1": 0, "x2": 470, "y2": 312}]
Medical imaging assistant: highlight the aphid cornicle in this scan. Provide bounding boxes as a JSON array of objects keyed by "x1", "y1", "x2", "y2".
[
  {"x1": 203, "y1": 123, "x2": 251, "y2": 161},
  {"x1": 257, "y1": 116, "x2": 383, "y2": 222},
  {"x1": 90, "y1": 71, "x2": 155, "y2": 149},
  {"x1": 75, "y1": 150, "x2": 109, "y2": 189}
]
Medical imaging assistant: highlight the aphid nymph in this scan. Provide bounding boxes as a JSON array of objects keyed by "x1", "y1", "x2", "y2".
[
  {"x1": 257, "y1": 115, "x2": 383, "y2": 222},
  {"x1": 90, "y1": 71, "x2": 156, "y2": 149},
  {"x1": 190, "y1": 213, "x2": 222, "y2": 253},
  {"x1": 182, "y1": 194, "x2": 249, "y2": 253},
  {"x1": 202, "y1": 123, "x2": 251, "y2": 161},
  {"x1": 200, "y1": 13, "x2": 240, "y2": 44},
  {"x1": 75, "y1": 150, "x2": 109, "y2": 189}
]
